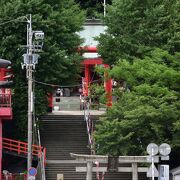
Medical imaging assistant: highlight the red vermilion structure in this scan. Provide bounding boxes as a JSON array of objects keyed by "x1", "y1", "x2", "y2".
[
  {"x1": 1, "y1": 137, "x2": 46, "y2": 179},
  {"x1": 78, "y1": 46, "x2": 98, "y2": 53},
  {"x1": 0, "y1": 67, "x2": 13, "y2": 179},
  {"x1": 47, "y1": 93, "x2": 53, "y2": 112},
  {"x1": 81, "y1": 46, "x2": 112, "y2": 106},
  {"x1": 103, "y1": 64, "x2": 112, "y2": 107},
  {"x1": 2, "y1": 137, "x2": 46, "y2": 161},
  {"x1": 0, "y1": 66, "x2": 46, "y2": 178}
]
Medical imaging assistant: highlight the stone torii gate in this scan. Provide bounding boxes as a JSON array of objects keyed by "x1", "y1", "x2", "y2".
[{"x1": 70, "y1": 153, "x2": 159, "y2": 180}]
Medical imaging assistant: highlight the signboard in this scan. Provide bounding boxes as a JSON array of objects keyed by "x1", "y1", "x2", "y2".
[
  {"x1": 158, "y1": 165, "x2": 169, "y2": 180},
  {"x1": 57, "y1": 174, "x2": 64, "y2": 180},
  {"x1": 175, "y1": 175, "x2": 180, "y2": 180},
  {"x1": 107, "y1": 156, "x2": 118, "y2": 172},
  {"x1": 147, "y1": 156, "x2": 159, "y2": 163},
  {"x1": 28, "y1": 176, "x2": 35, "y2": 180},
  {"x1": 147, "y1": 164, "x2": 159, "y2": 177},
  {"x1": 28, "y1": 167, "x2": 37, "y2": 177},
  {"x1": 147, "y1": 143, "x2": 159, "y2": 156}
]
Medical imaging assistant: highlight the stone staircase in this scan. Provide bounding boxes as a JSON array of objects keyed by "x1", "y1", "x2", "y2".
[
  {"x1": 40, "y1": 114, "x2": 147, "y2": 180},
  {"x1": 45, "y1": 161, "x2": 147, "y2": 180},
  {"x1": 40, "y1": 115, "x2": 90, "y2": 160}
]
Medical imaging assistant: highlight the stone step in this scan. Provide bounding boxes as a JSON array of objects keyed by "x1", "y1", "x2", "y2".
[
  {"x1": 44, "y1": 162, "x2": 147, "y2": 180},
  {"x1": 39, "y1": 114, "x2": 146, "y2": 180},
  {"x1": 40, "y1": 114, "x2": 91, "y2": 162}
]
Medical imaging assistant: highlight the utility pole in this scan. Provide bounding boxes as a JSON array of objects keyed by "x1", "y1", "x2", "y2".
[
  {"x1": 27, "y1": 14, "x2": 33, "y2": 178},
  {"x1": 22, "y1": 14, "x2": 44, "y2": 179}
]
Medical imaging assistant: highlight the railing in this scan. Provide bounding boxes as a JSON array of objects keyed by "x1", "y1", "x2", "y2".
[
  {"x1": 2, "y1": 138, "x2": 46, "y2": 160},
  {"x1": 0, "y1": 93, "x2": 11, "y2": 107},
  {"x1": 2, "y1": 173, "x2": 27, "y2": 180},
  {"x1": 36, "y1": 125, "x2": 46, "y2": 180},
  {"x1": 83, "y1": 98, "x2": 94, "y2": 154}
]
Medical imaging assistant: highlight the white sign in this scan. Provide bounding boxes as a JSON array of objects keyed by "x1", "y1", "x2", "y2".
[
  {"x1": 28, "y1": 176, "x2": 35, "y2": 180},
  {"x1": 175, "y1": 175, "x2": 180, "y2": 180},
  {"x1": 158, "y1": 165, "x2": 169, "y2": 180},
  {"x1": 147, "y1": 164, "x2": 159, "y2": 177},
  {"x1": 147, "y1": 156, "x2": 159, "y2": 163},
  {"x1": 147, "y1": 143, "x2": 159, "y2": 156}
]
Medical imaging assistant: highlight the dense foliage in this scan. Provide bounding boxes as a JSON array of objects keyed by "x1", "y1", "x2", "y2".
[
  {"x1": 94, "y1": 0, "x2": 180, "y2": 166},
  {"x1": 0, "y1": 0, "x2": 85, "y2": 138},
  {"x1": 97, "y1": 0, "x2": 180, "y2": 64},
  {"x1": 95, "y1": 49, "x2": 180, "y2": 156}
]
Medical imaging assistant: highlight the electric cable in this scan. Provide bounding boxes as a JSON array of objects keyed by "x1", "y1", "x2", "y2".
[
  {"x1": 0, "y1": 16, "x2": 27, "y2": 26},
  {"x1": 32, "y1": 79, "x2": 101, "y2": 88}
]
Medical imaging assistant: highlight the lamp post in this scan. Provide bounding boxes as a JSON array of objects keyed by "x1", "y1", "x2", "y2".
[{"x1": 22, "y1": 14, "x2": 44, "y2": 179}]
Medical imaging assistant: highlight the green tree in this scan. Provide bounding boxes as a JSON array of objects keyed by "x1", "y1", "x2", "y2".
[
  {"x1": 97, "y1": 0, "x2": 180, "y2": 65},
  {"x1": 0, "y1": 0, "x2": 85, "y2": 138},
  {"x1": 94, "y1": 49, "x2": 180, "y2": 157}
]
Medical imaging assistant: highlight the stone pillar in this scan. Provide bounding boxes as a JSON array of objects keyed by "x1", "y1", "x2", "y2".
[
  {"x1": 86, "y1": 161, "x2": 93, "y2": 180},
  {"x1": 132, "y1": 162, "x2": 138, "y2": 180}
]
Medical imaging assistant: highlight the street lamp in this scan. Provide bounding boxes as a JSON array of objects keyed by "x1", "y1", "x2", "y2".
[{"x1": 21, "y1": 14, "x2": 44, "y2": 179}]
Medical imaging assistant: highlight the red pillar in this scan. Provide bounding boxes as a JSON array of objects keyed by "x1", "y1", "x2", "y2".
[
  {"x1": 47, "y1": 93, "x2": 53, "y2": 112},
  {"x1": 84, "y1": 64, "x2": 90, "y2": 96},
  {"x1": 0, "y1": 68, "x2": 6, "y2": 94},
  {"x1": 104, "y1": 64, "x2": 112, "y2": 107},
  {"x1": 0, "y1": 68, "x2": 4, "y2": 179},
  {"x1": 0, "y1": 119, "x2": 2, "y2": 180}
]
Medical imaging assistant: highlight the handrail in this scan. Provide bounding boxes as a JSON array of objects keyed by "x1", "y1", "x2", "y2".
[
  {"x1": 2, "y1": 137, "x2": 45, "y2": 158},
  {"x1": 43, "y1": 148, "x2": 46, "y2": 167},
  {"x1": 2, "y1": 173, "x2": 27, "y2": 180},
  {"x1": 37, "y1": 126, "x2": 46, "y2": 180},
  {"x1": 83, "y1": 98, "x2": 94, "y2": 154}
]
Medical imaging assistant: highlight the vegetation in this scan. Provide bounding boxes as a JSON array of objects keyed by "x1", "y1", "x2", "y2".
[
  {"x1": 95, "y1": 49, "x2": 180, "y2": 156},
  {"x1": 0, "y1": 0, "x2": 179, "y2": 167},
  {"x1": 0, "y1": 0, "x2": 85, "y2": 138},
  {"x1": 97, "y1": 0, "x2": 180, "y2": 64},
  {"x1": 93, "y1": 0, "x2": 180, "y2": 166}
]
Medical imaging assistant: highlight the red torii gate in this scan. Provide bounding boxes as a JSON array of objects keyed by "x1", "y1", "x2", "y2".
[{"x1": 80, "y1": 46, "x2": 112, "y2": 107}]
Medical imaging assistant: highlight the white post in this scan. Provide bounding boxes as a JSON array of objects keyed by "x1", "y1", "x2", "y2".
[
  {"x1": 152, "y1": 151, "x2": 154, "y2": 180},
  {"x1": 86, "y1": 161, "x2": 93, "y2": 180},
  {"x1": 104, "y1": 0, "x2": 106, "y2": 17},
  {"x1": 132, "y1": 162, "x2": 138, "y2": 180}
]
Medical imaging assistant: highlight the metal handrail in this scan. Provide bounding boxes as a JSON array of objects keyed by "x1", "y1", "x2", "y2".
[
  {"x1": 37, "y1": 127, "x2": 46, "y2": 180},
  {"x1": 2, "y1": 173, "x2": 27, "y2": 180},
  {"x1": 84, "y1": 99, "x2": 94, "y2": 154}
]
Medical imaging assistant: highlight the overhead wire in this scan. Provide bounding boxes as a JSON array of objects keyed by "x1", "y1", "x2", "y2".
[
  {"x1": 33, "y1": 79, "x2": 82, "y2": 88},
  {"x1": 0, "y1": 16, "x2": 27, "y2": 26},
  {"x1": 32, "y1": 79, "x2": 101, "y2": 88}
]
